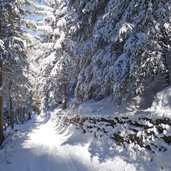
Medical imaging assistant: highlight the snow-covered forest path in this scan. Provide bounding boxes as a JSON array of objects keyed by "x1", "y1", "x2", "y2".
[
  {"x1": 0, "y1": 113, "x2": 121, "y2": 171},
  {"x1": 1, "y1": 112, "x2": 171, "y2": 171},
  {"x1": 0, "y1": 114, "x2": 89, "y2": 171}
]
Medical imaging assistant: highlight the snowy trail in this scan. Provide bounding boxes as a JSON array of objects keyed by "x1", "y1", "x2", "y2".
[
  {"x1": 1, "y1": 114, "x2": 132, "y2": 171},
  {"x1": 0, "y1": 115, "x2": 90, "y2": 171}
]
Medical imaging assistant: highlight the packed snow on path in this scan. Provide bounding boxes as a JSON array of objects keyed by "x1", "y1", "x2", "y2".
[
  {"x1": 0, "y1": 113, "x2": 136, "y2": 171},
  {"x1": 1, "y1": 109, "x2": 171, "y2": 171}
]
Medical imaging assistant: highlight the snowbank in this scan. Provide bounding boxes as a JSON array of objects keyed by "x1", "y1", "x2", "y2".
[
  {"x1": 77, "y1": 96, "x2": 114, "y2": 116},
  {"x1": 150, "y1": 86, "x2": 171, "y2": 117}
]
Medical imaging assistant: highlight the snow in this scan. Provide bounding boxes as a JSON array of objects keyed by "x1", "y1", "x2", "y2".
[
  {"x1": 150, "y1": 86, "x2": 171, "y2": 117},
  {"x1": 37, "y1": 25, "x2": 53, "y2": 34},
  {"x1": 72, "y1": 96, "x2": 114, "y2": 116},
  {"x1": 118, "y1": 22, "x2": 134, "y2": 42},
  {"x1": 0, "y1": 113, "x2": 136, "y2": 171},
  {"x1": 0, "y1": 39, "x2": 5, "y2": 52},
  {"x1": 2, "y1": 0, "x2": 171, "y2": 170},
  {"x1": 57, "y1": 18, "x2": 66, "y2": 27},
  {"x1": 12, "y1": 37, "x2": 27, "y2": 50},
  {"x1": 65, "y1": 85, "x2": 171, "y2": 119},
  {"x1": 124, "y1": 32, "x2": 146, "y2": 51},
  {"x1": 41, "y1": 52, "x2": 56, "y2": 68},
  {"x1": 1, "y1": 110, "x2": 171, "y2": 171},
  {"x1": 0, "y1": 39, "x2": 4, "y2": 47},
  {"x1": 1, "y1": 85, "x2": 171, "y2": 170},
  {"x1": 54, "y1": 31, "x2": 65, "y2": 49}
]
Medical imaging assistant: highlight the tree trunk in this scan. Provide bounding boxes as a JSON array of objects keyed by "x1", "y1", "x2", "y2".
[
  {"x1": 0, "y1": 60, "x2": 2, "y2": 87},
  {"x1": 9, "y1": 97, "x2": 14, "y2": 129},
  {"x1": 62, "y1": 77, "x2": 67, "y2": 110},
  {"x1": 28, "y1": 112, "x2": 31, "y2": 120},
  {"x1": 21, "y1": 107, "x2": 25, "y2": 124},
  {"x1": 0, "y1": 60, "x2": 4, "y2": 145},
  {"x1": 54, "y1": 84, "x2": 58, "y2": 108},
  {"x1": 165, "y1": 50, "x2": 171, "y2": 85},
  {"x1": 0, "y1": 96, "x2": 4, "y2": 145},
  {"x1": 28, "y1": 96, "x2": 32, "y2": 120},
  {"x1": 18, "y1": 107, "x2": 22, "y2": 123}
]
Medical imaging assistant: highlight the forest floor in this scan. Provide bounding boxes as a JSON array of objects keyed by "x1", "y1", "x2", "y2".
[{"x1": 0, "y1": 108, "x2": 171, "y2": 171}]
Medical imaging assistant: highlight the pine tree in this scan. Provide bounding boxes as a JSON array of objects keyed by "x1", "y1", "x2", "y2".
[
  {"x1": 9, "y1": 96, "x2": 14, "y2": 129},
  {"x1": 61, "y1": 63, "x2": 67, "y2": 109},
  {"x1": 0, "y1": 0, "x2": 45, "y2": 133},
  {"x1": 0, "y1": 0, "x2": 5, "y2": 145},
  {"x1": 39, "y1": 0, "x2": 171, "y2": 107}
]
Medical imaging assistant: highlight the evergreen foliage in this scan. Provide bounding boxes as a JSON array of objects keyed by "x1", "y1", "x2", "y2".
[{"x1": 36, "y1": 0, "x2": 171, "y2": 108}]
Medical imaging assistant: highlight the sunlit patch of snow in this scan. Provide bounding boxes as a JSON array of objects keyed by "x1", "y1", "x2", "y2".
[
  {"x1": 1, "y1": 109, "x2": 171, "y2": 171},
  {"x1": 150, "y1": 86, "x2": 171, "y2": 117}
]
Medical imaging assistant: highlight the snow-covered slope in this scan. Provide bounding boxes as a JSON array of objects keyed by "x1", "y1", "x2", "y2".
[{"x1": 150, "y1": 86, "x2": 171, "y2": 117}]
